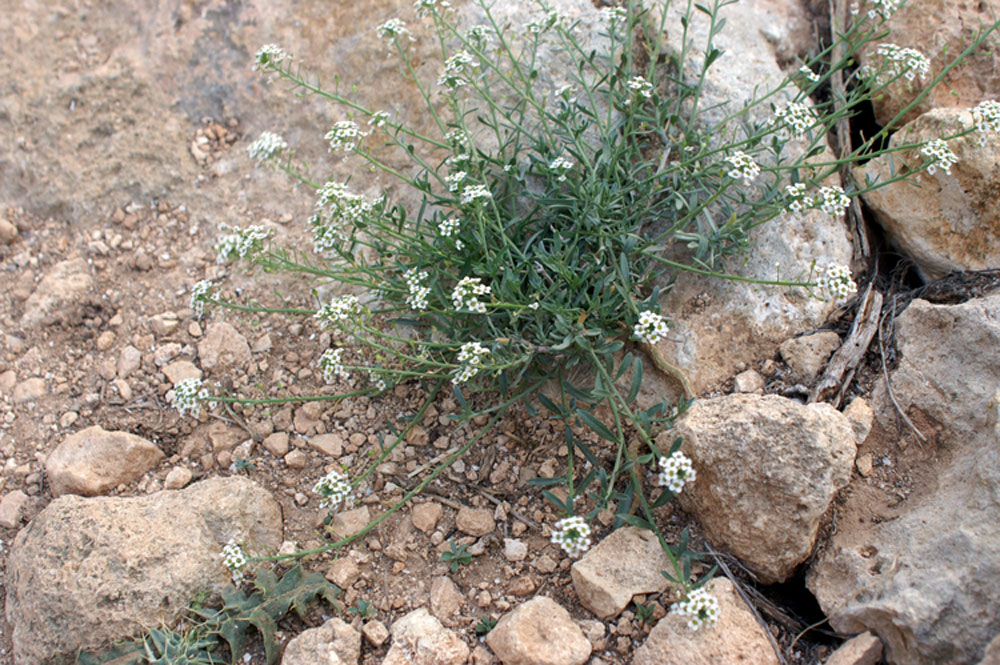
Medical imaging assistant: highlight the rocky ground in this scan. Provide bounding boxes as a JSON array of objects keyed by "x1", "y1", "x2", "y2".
[{"x1": 2, "y1": 0, "x2": 999, "y2": 664}]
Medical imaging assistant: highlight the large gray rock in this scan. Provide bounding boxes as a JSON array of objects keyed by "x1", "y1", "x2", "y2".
[
  {"x1": 633, "y1": 578, "x2": 778, "y2": 665},
  {"x1": 486, "y1": 596, "x2": 591, "y2": 665},
  {"x1": 808, "y1": 295, "x2": 1000, "y2": 665},
  {"x1": 858, "y1": 108, "x2": 1000, "y2": 280},
  {"x1": 45, "y1": 425, "x2": 165, "y2": 496},
  {"x1": 19, "y1": 257, "x2": 93, "y2": 328},
  {"x1": 6, "y1": 477, "x2": 283, "y2": 665},
  {"x1": 281, "y1": 617, "x2": 361, "y2": 665},
  {"x1": 669, "y1": 394, "x2": 857, "y2": 584},
  {"x1": 570, "y1": 526, "x2": 674, "y2": 619}
]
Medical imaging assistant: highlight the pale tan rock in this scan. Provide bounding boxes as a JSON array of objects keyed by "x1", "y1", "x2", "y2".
[
  {"x1": 149, "y1": 311, "x2": 180, "y2": 337},
  {"x1": 411, "y1": 501, "x2": 443, "y2": 533},
  {"x1": 162, "y1": 360, "x2": 202, "y2": 385},
  {"x1": 197, "y1": 321, "x2": 251, "y2": 370},
  {"x1": 430, "y1": 576, "x2": 464, "y2": 624},
  {"x1": 95, "y1": 330, "x2": 116, "y2": 351},
  {"x1": 0, "y1": 217, "x2": 18, "y2": 244},
  {"x1": 262, "y1": 432, "x2": 290, "y2": 457},
  {"x1": 20, "y1": 257, "x2": 93, "y2": 328},
  {"x1": 362, "y1": 620, "x2": 390, "y2": 647},
  {"x1": 325, "y1": 557, "x2": 360, "y2": 589},
  {"x1": 779, "y1": 331, "x2": 841, "y2": 383},
  {"x1": 825, "y1": 632, "x2": 883, "y2": 665},
  {"x1": 0, "y1": 490, "x2": 29, "y2": 529},
  {"x1": 633, "y1": 578, "x2": 777, "y2": 665},
  {"x1": 733, "y1": 369, "x2": 765, "y2": 394},
  {"x1": 382, "y1": 607, "x2": 469, "y2": 665},
  {"x1": 282, "y1": 617, "x2": 361, "y2": 665},
  {"x1": 486, "y1": 596, "x2": 591, "y2": 665},
  {"x1": 669, "y1": 394, "x2": 856, "y2": 584},
  {"x1": 163, "y1": 466, "x2": 192, "y2": 490},
  {"x1": 117, "y1": 345, "x2": 142, "y2": 378},
  {"x1": 855, "y1": 453, "x2": 874, "y2": 477},
  {"x1": 843, "y1": 397, "x2": 874, "y2": 444},
  {"x1": 0, "y1": 369, "x2": 16, "y2": 395},
  {"x1": 456, "y1": 505, "x2": 495, "y2": 537},
  {"x1": 330, "y1": 506, "x2": 370, "y2": 538},
  {"x1": 570, "y1": 526, "x2": 674, "y2": 619},
  {"x1": 858, "y1": 108, "x2": 1000, "y2": 280},
  {"x1": 6, "y1": 477, "x2": 282, "y2": 665},
  {"x1": 284, "y1": 448, "x2": 308, "y2": 469},
  {"x1": 979, "y1": 634, "x2": 1000, "y2": 665},
  {"x1": 309, "y1": 433, "x2": 343, "y2": 457},
  {"x1": 13, "y1": 377, "x2": 45, "y2": 403},
  {"x1": 46, "y1": 425, "x2": 165, "y2": 497}
]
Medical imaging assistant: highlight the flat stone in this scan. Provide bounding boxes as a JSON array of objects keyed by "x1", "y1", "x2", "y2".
[
  {"x1": 382, "y1": 607, "x2": 469, "y2": 665},
  {"x1": 20, "y1": 257, "x2": 93, "y2": 328},
  {"x1": 329, "y1": 506, "x2": 370, "y2": 538},
  {"x1": 117, "y1": 345, "x2": 142, "y2": 378},
  {"x1": 150, "y1": 311, "x2": 180, "y2": 337},
  {"x1": 456, "y1": 506, "x2": 495, "y2": 537},
  {"x1": 284, "y1": 448, "x2": 309, "y2": 469},
  {"x1": 197, "y1": 321, "x2": 251, "y2": 371},
  {"x1": 309, "y1": 433, "x2": 344, "y2": 457},
  {"x1": 13, "y1": 377, "x2": 46, "y2": 403},
  {"x1": 504, "y1": 538, "x2": 528, "y2": 562},
  {"x1": 0, "y1": 217, "x2": 18, "y2": 244},
  {"x1": 362, "y1": 620, "x2": 389, "y2": 648},
  {"x1": 325, "y1": 557, "x2": 360, "y2": 589},
  {"x1": 487, "y1": 596, "x2": 592, "y2": 665},
  {"x1": 732, "y1": 369, "x2": 765, "y2": 394},
  {"x1": 282, "y1": 617, "x2": 361, "y2": 665},
  {"x1": 0, "y1": 490, "x2": 30, "y2": 529},
  {"x1": 411, "y1": 501, "x2": 443, "y2": 533},
  {"x1": 571, "y1": 526, "x2": 674, "y2": 619},
  {"x1": 430, "y1": 576, "x2": 464, "y2": 624},
  {"x1": 633, "y1": 578, "x2": 778, "y2": 665},
  {"x1": 6, "y1": 477, "x2": 282, "y2": 665},
  {"x1": 262, "y1": 432, "x2": 290, "y2": 457},
  {"x1": 45, "y1": 425, "x2": 165, "y2": 497},
  {"x1": 779, "y1": 331, "x2": 841, "y2": 383},
  {"x1": 826, "y1": 632, "x2": 883, "y2": 665},
  {"x1": 162, "y1": 360, "x2": 202, "y2": 385},
  {"x1": 163, "y1": 466, "x2": 193, "y2": 490}
]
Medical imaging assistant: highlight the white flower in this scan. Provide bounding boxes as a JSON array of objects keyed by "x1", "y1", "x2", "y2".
[
  {"x1": 783, "y1": 182, "x2": 813, "y2": 214},
  {"x1": 451, "y1": 276, "x2": 491, "y2": 313},
  {"x1": 548, "y1": 156, "x2": 574, "y2": 182},
  {"x1": 215, "y1": 224, "x2": 270, "y2": 264},
  {"x1": 446, "y1": 171, "x2": 467, "y2": 192},
  {"x1": 247, "y1": 131, "x2": 289, "y2": 163},
  {"x1": 657, "y1": 451, "x2": 696, "y2": 494},
  {"x1": 626, "y1": 76, "x2": 653, "y2": 102},
  {"x1": 600, "y1": 6, "x2": 628, "y2": 24},
  {"x1": 972, "y1": 100, "x2": 1000, "y2": 146},
  {"x1": 460, "y1": 184, "x2": 492, "y2": 205},
  {"x1": 445, "y1": 129, "x2": 470, "y2": 148},
  {"x1": 864, "y1": 44, "x2": 930, "y2": 85},
  {"x1": 453, "y1": 341, "x2": 490, "y2": 385},
  {"x1": 190, "y1": 280, "x2": 215, "y2": 318},
  {"x1": 171, "y1": 377, "x2": 210, "y2": 419},
  {"x1": 724, "y1": 151, "x2": 761, "y2": 185},
  {"x1": 405, "y1": 268, "x2": 431, "y2": 310},
  {"x1": 551, "y1": 516, "x2": 592, "y2": 558},
  {"x1": 920, "y1": 138, "x2": 958, "y2": 175},
  {"x1": 221, "y1": 539, "x2": 249, "y2": 585},
  {"x1": 465, "y1": 25, "x2": 493, "y2": 48},
  {"x1": 415, "y1": 0, "x2": 450, "y2": 18},
  {"x1": 312, "y1": 183, "x2": 375, "y2": 253},
  {"x1": 866, "y1": 0, "x2": 901, "y2": 20},
  {"x1": 816, "y1": 263, "x2": 857, "y2": 301},
  {"x1": 815, "y1": 185, "x2": 851, "y2": 216},
  {"x1": 438, "y1": 217, "x2": 461, "y2": 237},
  {"x1": 313, "y1": 469, "x2": 353, "y2": 510},
  {"x1": 368, "y1": 110, "x2": 391, "y2": 129},
  {"x1": 633, "y1": 310, "x2": 669, "y2": 345},
  {"x1": 325, "y1": 120, "x2": 365, "y2": 152},
  {"x1": 316, "y1": 295, "x2": 363, "y2": 328},
  {"x1": 368, "y1": 370, "x2": 388, "y2": 392},
  {"x1": 799, "y1": 65, "x2": 820, "y2": 83},
  {"x1": 376, "y1": 18, "x2": 411, "y2": 42},
  {"x1": 253, "y1": 44, "x2": 286, "y2": 71},
  {"x1": 319, "y1": 348, "x2": 350, "y2": 383},
  {"x1": 672, "y1": 587, "x2": 720, "y2": 630},
  {"x1": 438, "y1": 50, "x2": 475, "y2": 89},
  {"x1": 772, "y1": 102, "x2": 815, "y2": 140}
]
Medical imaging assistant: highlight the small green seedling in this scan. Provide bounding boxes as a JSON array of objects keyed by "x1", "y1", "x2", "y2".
[{"x1": 439, "y1": 541, "x2": 472, "y2": 573}]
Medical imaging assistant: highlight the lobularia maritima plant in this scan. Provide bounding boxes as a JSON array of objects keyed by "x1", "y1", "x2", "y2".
[{"x1": 171, "y1": 0, "x2": 999, "y2": 631}]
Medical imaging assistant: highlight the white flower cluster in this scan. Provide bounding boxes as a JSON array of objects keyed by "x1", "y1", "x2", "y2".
[
  {"x1": 672, "y1": 587, "x2": 720, "y2": 630},
  {"x1": 247, "y1": 131, "x2": 289, "y2": 163},
  {"x1": 772, "y1": 102, "x2": 815, "y2": 140},
  {"x1": 368, "y1": 370, "x2": 388, "y2": 393},
  {"x1": 972, "y1": 99, "x2": 1000, "y2": 146},
  {"x1": 368, "y1": 110, "x2": 391, "y2": 129},
  {"x1": 600, "y1": 6, "x2": 628, "y2": 24},
  {"x1": 866, "y1": 0, "x2": 901, "y2": 20},
  {"x1": 171, "y1": 377, "x2": 211, "y2": 419},
  {"x1": 415, "y1": 0, "x2": 450, "y2": 18},
  {"x1": 816, "y1": 263, "x2": 857, "y2": 301},
  {"x1": 445, "y1": 129, "x2": 470, "y2": 149},
  {"x1": 316, "y1": 294, "x2": 363, "y2": 328},
  {"x1": 325, "y1": 120, "x2": 365, "y2": 152},
  {"x1": 319, "y1": 348, "x2": 350, "y2": 383},
  {"x1": 816, "y1": 185, "x2": 851, "y2": 216},
  {"x1": 465, "y1": 25, "x2": 493, "y2": 48},
  {"x1": 438, "y1": 217, "x2": 461, "y2": 237},
  {"x1": 920, "y1": 138, "x2": 958, "y2": 175},
  {"x1": 626, "y1": 76, "x2": 654, "y2": 102},
  {"x1": 190, "y1": 279, "x2": 215, "y2": 317},
  {"x1": 657, "y1": 450, "x2": 696, "y2": 494},
  {"x1": 799, "y1": 65, "x2": 820, "y2": 83},
  {"x1": 438, "y1": 50, "x2": 475, "y2": 89},
  {"x1": 376, "y1": 18, "x2": 411, "y2": 42},
  {"x1": 549, "y1": 156, "x2": 574, "y2": 182},
  {"x1": 724, "y1": 151, "x2": 761, "y2": 185},
  {"x1": 453, "y1": 341, "x2": 490, "y2": 384},
  {"x1": 550, "y1": 515, "x2": 592, "y2": 558},
  {"x1": 446, "y1": 171, "x2": 467, "y2": 192},
  {"x1": 405, "y1": 268, "x2": 430, "y2": 310},
  {"x1": 862, "y1": 43, "x2": 930, "y2": 85},
  {"x1": 253, "y1": 44, "x2": 285, "y2": 71},
  {"x1": 633, "y1": 310, "x2": 669, "y2": 345},
  {"x1": 451, "y1": 276, "x2": 491, "y2": 313},
  {"x1": 313, "y1": 469, "x2": 353, "y2": 510},
  {"x1": 461, "y1": 184, "x2": 492, "y2": 205},
  {"x1": 215, "y1": 224, "x2": 270, "y2": 264},
  {"x1": 313, "y1": 182, "x2": 375, "y2": 253},
  {"x1": 783, "y1": 182, "x2": 810, "y2": 213},
  {"x1": 221, "y1": 539, "x2": 248, "y2": 585}
]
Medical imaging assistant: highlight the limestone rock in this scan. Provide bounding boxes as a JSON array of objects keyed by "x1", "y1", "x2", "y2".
[
  {"x1": 854, "y1": 0, "x2": 1000, "y2": 127},
  {"x1": 163, "y1": 466, "x2": 193, "y2": 490},
  {"x1": 486, "y1": 596, "x2": 591, "y2": 665},
  {"x1": 570, "y1": 526, "x2": 674, "y2": 619},
  {"x1": 669, "y1": 394, "x2": 856, "y2": 583},
  {"x1": 430, "y1": 576, "x2": 464, "y2": 624},
  {"x1": 282, "y1": 617, "x2": 361, "y2": 665},
  {"x1": 979, "y1": 635, "x2": 1000, "y2": 665},
  {"x1": 456, "y1": 505, "x2": 495, "y2": 537},
  {"x1": 262, "y1": 432, "x2": 290, "y2": 457},
  {"x1": 197, "y1": 321, "x2": 251, "y2": 371},
  {"x1": 362, "y1": 620, "x2": 390, "y2": 648},
  {"x1": 808, "y1": 295, "x2": 1000, "y2": 665},
  {"x1": 6, "y1": 477, "x2": 282, "y2": 665},
  {"x1": 411, "y1": 501, "x2": 443, "y2": 533},
  {"x1": 309, "y1": 433, "x2": 343, "y2": 457},
  {"x1": 330, "y1": 506, "x2": 370, "y2": 538},
  {"x1": 117, "y1": 345, "x2": 142, "y2": 378},
  {"x1": 858, "y1": 108, "x2": 1000, "y2": 280},
  {"x1": 46, "y1": 425, "x2": 165, "y2": 497},
  {"x1": 0, "y1": 490, "x2": 30, "y2": 529},
  {"x1": 826, "y1": 632, "x2": 883, "y2": 665},
  {"x1": 0, "y1": 217, "x2": 18, "y2": 244},
  {"x1": 162, "y1": 360, "x2": 202, "y2": 385},
  {"x1": 325, "y1": 557, "x2": 360, "y2": 589},
  {"x1": 779, "y1": 331, "x2": 841, "y2": 383},
  {"x1": 633, "y1": 578, "x2": 778, "y2": 665},
  {"x1": 13, "y1": 377, "x2": 45, "y2": 403},
  {"x1": 20, "y1": 257, "x2": 93, "y2": 328},
  {"x1": 382, "y1": 607, "x2": 469, "y2": 665}
]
